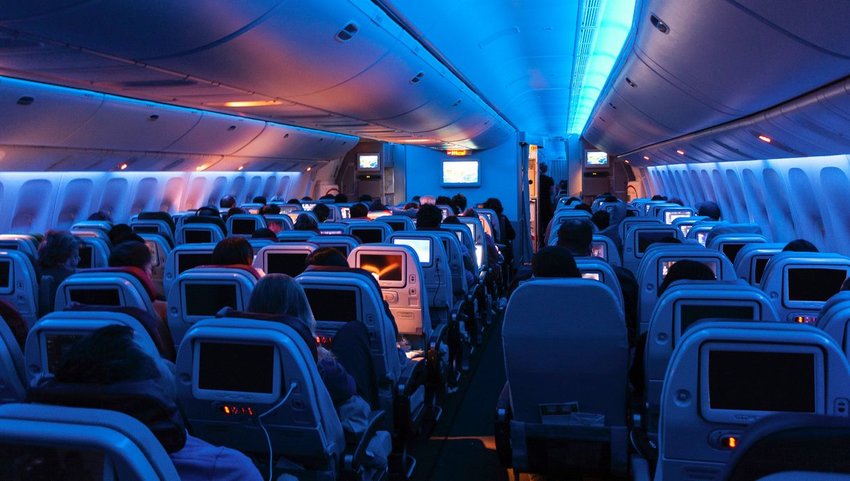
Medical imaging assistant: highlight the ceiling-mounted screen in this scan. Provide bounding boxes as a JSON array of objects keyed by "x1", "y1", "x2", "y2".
[
  {"x1": 358, "y1": 154, "x2": 380, "y2": 171},
  {"x1": 586, "y1": 151, "x2": 608, "y2": 168},
  {"x1": 442, "y1": 160, "x2": 480, "y2": 187}
]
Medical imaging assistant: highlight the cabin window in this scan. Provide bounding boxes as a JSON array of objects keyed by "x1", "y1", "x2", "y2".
[
  {"x1": 742, "y1": 169, "x2": 770, "y2": 228},
  {"x1": 763, "y1": 168, "x2": 794, "y2": 238},
  {"x1": 699, "y1": 171, "x2": 716, "y2": 202},
  {"x1": 726, "y1": 169, "x2": 749, "y2": 222},
  {"x1": 161, "y1": 177, "x2": 185, "y2": 213},
  {"x1": 246, "y1": 176, "x2": 262, "y2": 202},
  {"x1": 788, "y1": 168, "x2": 825, "y2": 244},
  {"x1": 277, "y1": 176, "x2": 290, "y2": 199},
  {"x1": 99, "y1": 178, "x2": 128, "y2": 218},
  {"x1": 207, "y1": 177, "x2": 228, "y2": 207},
  {"x1": 12, "y1": 179, "x2": 52, "y2": 233},
  {"x1": 184, "y1": 177, "x2": 207, "y2": 211},
  {"x1": 820, "y1": 167, "x2": 850, "y2": 247},
  {"x1": 263, "y1": 176, "x2": 277, "y2": 198},
  {"x1": 56, "y1": 178, "x2": 94, "y2": 229},
  {"x1": 230, "y1": 176, "x2": 246, "y2": 201},
  {"x1": 689, "y1": 170, "x2": 706, "y2": 201},
  {"x1": 711, "y1": 169, "x2": 733, "y2": 222},
  {"x1": 130, "y1": 178, "x2": 158, "y2": 215}
]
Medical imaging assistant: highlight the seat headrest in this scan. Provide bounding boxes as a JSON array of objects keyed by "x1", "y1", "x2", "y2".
[
  {"x1": 215, "y1": 309, "x2": 317, "y2": 361},
  {"x1": 84, "y1": 267, "x2": 157, "y2": 302},
  {"x1": 65, "y1": 305, "x2": 176, "y2": 361},
  {"x1": 183, "y1": 216, "x2": 227, "y2": 233},
  {"x1": 138, "y1": 212, "x2": 176, "y2": 233},
  {"x1": 197, "y1": 264, "x2": 262, "y2": 280}
]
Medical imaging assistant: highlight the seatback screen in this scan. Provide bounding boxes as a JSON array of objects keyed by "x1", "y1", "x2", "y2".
[
  {"x1": 45, "y1": 333, "x2": 84, "y2": 374},
  {"x1": 591, "y1": 243, "x2": 606, "y2": 260},
  {"x1": 351, "y1": 228, "x2": 382, "y2": 244},
  {"x1": 185, "y1": 230, "x2": 212, "y2": 244},
  {"x1": 231, "y1": 219, "x2": 256, "y2": 236},
  {"x1": 265, "y1": 253, "x2": 308, "y2": 277},
  {"x1": 185, "y1": 284, "x2": 238, "y2": 316},
  {"x1": 680, "y1": 305, "x2": 754, "y2": 334},
  {"x1": 393, "y1": 238, "x2": 431, "y2": 264},
  {"x1": 77, "y1": 245, "x2": 93, "y2": 269},
  {"x1": 305, "y1": 288, "x2": 357, "y2": 322},
  {"x1": 0, "y1": 260, "x2": 10, "y2": 290},
  {"x1": 708, "y1": 351, "x2": 815, "y2": 412},
  {"x1": 722, "y1": 243, "x2": 745, "y2": 263},
  {"x1": 787, "y1": 268, "x2": 846, "y2": 302},
  {"x1": 637, "y1": 231, "x2": 674, "y2": 254},
  {"x1": 198, "y1": 342, "x2": 275, "y2": 393},
  {"x1": 359, "y1": 254, "x2": 403, "y2": 281},
  {"x1": 177, "y1": 253, "x2": 212, "y2": 273},
  {"x1": 132, "y1": 225, "x2": 159, "y2": 234},
  {"x1": 69, "y1": 288, "x2": 120, "y2": 306}
]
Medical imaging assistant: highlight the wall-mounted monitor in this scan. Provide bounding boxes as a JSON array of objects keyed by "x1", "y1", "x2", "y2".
[
  {"x1": 442, "y1": 160, "x2": 480, "y2": 187},
  {"x1": 585, "y1": 151, "x2": 608, "y2": 168},
  {"x1": 357, "y1": 153, "x2": 380, "y2": 172}
]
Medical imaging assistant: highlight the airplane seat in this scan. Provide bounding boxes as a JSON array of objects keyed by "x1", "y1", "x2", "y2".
[
  {"x1": 654, "y1": 322, "x2": 850, "y2": 481},
  {"x1": 575, "y1": 257, "x2": 625, "y2": 309},
  {"x1": 55, "y1": 267, "x2": 158, "y2": 318},
  {"x1": 733, "y1": 243, "x2": 784, "y2": 285},
  {"x1": 165, "y1": 266, "x2": 257, "y2": 348},
  {"x1": 497, "y1": 278, "x2": 628, "y2": 477},
  {"x1": 70, "y1": 220, "x2": 113, "y2": 235},
  {"x1": 476, "y1": 208, "x2": 501, "y2": 245},
  {"x1": 0, "y1": 234, "x2": 39, "y2": 258},
  {"x1": 686, "y1": 220, "x2": 722, "y2": 246},
  {"x1": 672, "y1": 215, "x2": 709, "y2": 238},
  {"x1": 635, "y1": 244, "x2": 736, "y2": 334},
  {"x1": 0, "y1": 403, "x2": 180, "y2": 481},
  {"x1": 277, "y1": 230, "x2": 320, "y2": 243},
  {"x1": 137, "y1": 211, "x2": 176, "y2": 233},
  {"x1": 546, "y1": 210, "x2": 593, "y2": 245},
  {"x1": 622, "y1": 224, "x2": 683, "y2": 274},
  {"x1": 721, "y1": 413, "x2": 850, "y2": 481},
  {"x1": 246, "y1": 237, "x2": 274, "y2": 253},
  {"x1": 289, "y1": 210, "x2": 320, "y2": 225},
  {"x1": 349, "y1": 222, "x2": 394, "y2": 245},
  {"x1": 238, "y1": 202, "x2": 264, "y2": 214},
  {"x1": 0, "y1": 316, "x2": 26, "y2": 403},
  {"x1": 648, "y1": 202, "x2": 682, "y2": 219},
  {"x1": 815, "y1": 293, "x2": 850, "y2": 360},
  {"x1": 0, "y1": 250, "x2": 40, "y2": 327},
  {"x1": 618, "y1": 217, "x2": 663, "y2": 244},
  {"x1": 175, "y1": 217, "x2": 226, "y2": 245},
  {"x1": 707, "y1": 234, "x2": 768, "y2": 265},
  {"x1": 137, "y1": 233, "x2": 172, "y2": 299},
  {"x1": 162, "y1": 243, "x2": 216, "y2": 294},
  {"x1": 375, "y1": 215, "x2": 416, "y2": 232},
  {"x1": 552, "y1": 234, "x2": 621, "y2": 267},
  {"x1": 317, "y1": 222, "x2": 350, "y2": 236},
  {"x1": 226, "y1": 213, "x2": 267, "y2": 238},
  {"x1": 74, "y1": 236, "x2": 110, "y2": 269},
  {"x1": 458, "y1": 216, "x2": 489, "y2": 270},
  {"x1": 308, "y1": 234, "x2": 361, "y2": 258},
  {"x1": 643, "y1": 281, "x2": 780, "y2": 436},
  {"x1": 131, "y1": 218, "x2": 175, "y2": 247},
  {"x1": 25, "y1": 310, "x2": 164, "y2": 385},
  {"x1": 388, "y1": 232, "x2": 453, "y2": 328},
  {"x1": 253, "y1": 242, "x2": 317, "y2": 278},
  {"x1": 263, "y1": 213, "x2": 294, "y2": 231},
  {"x1": 705, "y1": 223, "x2": 764, "y2": 247},
  {"x1": 656, "y1": 206, "x2": 696, "y2": 225},
  {"x1": 758, "y1": 252, "x2": 850, "y2": 324}
]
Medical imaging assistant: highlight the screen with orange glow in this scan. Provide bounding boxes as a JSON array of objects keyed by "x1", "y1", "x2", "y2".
[{"x1": 359, "y1": 254, "x2": 403, "y2": 281}]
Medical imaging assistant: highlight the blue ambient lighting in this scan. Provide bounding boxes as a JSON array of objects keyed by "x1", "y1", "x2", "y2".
[{"x1": 567, "y1": 0, "x2": 636, "y2": 134}]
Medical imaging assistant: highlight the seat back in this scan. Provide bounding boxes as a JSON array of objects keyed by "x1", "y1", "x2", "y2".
[
  {"x1": 0, "y1": 403, "x2": 180, "y2": 481},
  {"x1": 0, "y1": 319, "x2": 25, "y2": 403},
  {"x1": 476, "y1": 208, "x2": 501, "y2": 244},
  {"x1": 349, "y1": 244, "x2": 431, "y2": 339},
  {"x1": 71, "y1": 220, "x2": 112, "y2": 234},
  {"x1": 635, "y1": 244, "x2": 736, "y2": 333},
  {"x1": 307, "y1": 235, "x2": 360, "y2": 257},
  {"x1": 288, "y1": 210, "x2": 319, "y2": 224},
  {"x1": 575, "y1": 257, "x2": 624, "y2": 309},
  {"x1": 707, "y1": 234, "x2": 768, "y2": 265},
  {"x1": 176, "y1": 318, "x2": 345, "y2": 469},
  {"x1": 55, "y1": 268, "x2": 157, "y2": 317},
  {"x1": 0, "y1": 234, "x2": 38, "y2": 258},
  {"x1": 657, "y1": 322, "x2": 850, "y2": 481},
  {"x1": 458, "y1": 216, "x2": 488, "y2": 268},
  {"x1": 276, "y1": 230, "x2": 319, "y2": 243},
  {"x1": 175, "y1": 221, "x2": 225, "y2": 245},
  {"x1": 657, "y1": 206, "x2": 695, "y2": 225},
  {"x1": 759, "y1": 252, "x2": 850, "y2": 323},
  {"x1": 672, "y1": 216, "x2": 708, "y2": 238},
  {"x1": 0, "y1": 250, "x2": 39, "y2": 327},
  {"x1": 131, "y1": 219, "x2": 175, "y2": 246},
  {"x1": 348, "y1": 222, "x2": 394, "y2": 245},
  {"x1": 622, "y1": 224, "x2": 682, "y2": 273},
  {"x1": 686, "y1": 220, "x2": 721, "y2": 246},
  {"x1": 733, "y1": 243, "x2": 784, "y2": 285},
  {"x1": 617, "y1": 217, "x2": 663, "y2": 244},
  {"x1": 317, "y1": 222, "x2": 349, "y2": 236},
  {"x1": 263, "y1": 214, "x2": 294, "y2": 231},
  {"x1": 74, "y1": 236, "x2": 110, "y2": 269},
  {"x1": 389, "y1": 232, "x2": 453, "y2": 326},
  {"x1": 138, "y1": 233, "x2": 171, "y2": 299},
  {"x1": 816, "y1": 292, "x2": 850, "y2": 357},
  {"x1": 25, "y1": 311, "x2": 160, "y2": 385},
  {"x1": 239, "y1": 202, "x2": 264, "y2": 214},
  {"x1": 166, "y1": 267, "x2": 257, "y2": 347},
  {"x1": 592, "y1": 234, "x2": 620, "y2": 266},
  {"x1": 441, "y1": 224, "x2": 480, "y2": 272},
  {"x1": 253, "y1": 243, "x2": 317, "y2": 277},
  {"x1": 375, "y1": 215, "x2": 416, "y2": 232},
  {"x1": 137, "y1": 211, "x2": 176, "y2": 234},
  {"x1": 163, "y1": 243, "x2": 216, "y2": 294},
  {"x1": 226, "y1": 214, "x2": 267, "y2": 237}
]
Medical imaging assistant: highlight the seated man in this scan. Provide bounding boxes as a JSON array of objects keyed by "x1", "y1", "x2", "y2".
[
  {"x1": 35, "y1": 325, "x2": 263, "y2": 481},
  {"x1": 416, "y1": 204, "x2": 477, "y2": 286},
  {"x1": 532, "y1": 246, "x2": 580, "y2": 278}
]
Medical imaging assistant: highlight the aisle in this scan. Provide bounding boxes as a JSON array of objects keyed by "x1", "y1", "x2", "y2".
[{"x1": 411, "y1": 314, "x2": 508, "y2": 481}]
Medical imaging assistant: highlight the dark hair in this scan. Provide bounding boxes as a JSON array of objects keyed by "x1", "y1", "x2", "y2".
[
  {"x1": 306, "y1": 247, "x2": 349, "y2": 267},
  {"x1": 260, "y1": 204, "x2": 281, "y2": 215},
  {"x1": 443, "y1": 215, "x2": 461, "y2": 225},
  {"x1": 334, "y1": 194, "x2": 349, "y2": 203},
  {"x1": 369, "y1": 199, "x2": 386, "y2": 212},
  {"x1": 435, "y1": 196, "x2": 452, "y2": 207},
  {"x1": 532, "y1": 246, "x2": 580, "y2": 278},
  {"x1": 219, "y1": 195, "x2": 236, "y2": 209},
  {"x1": 37, "y1": 231, "x2": 81, "y2": 269},
  {"x1": 574, "y1": 203, "x2": 592, "y2": 213},
  {"x1": 603, "y1": 195, "x2": 619, "y2": 203},
  {"x1": 196, "y1": 206, "x2": 220, "y2": 218},
  {"x1": 247, "y1": 274, "x2": 315, "y2": 334},
  {"x1": 783, "y1": 239, "x2": 819, "y2": 253},
  {"x1": 482, "y1": 198, "x2": 504, "y2": 216},
  {"x1": 226, "y1": 207, "x2": 246, "y2": 218},
  {"x1": 211, "y1": 237, "x2": 253, "y2": 266},
  {"x1": 87, "y1": 211, "x2": 112, "y2": 222},
  {"x1": 358, "y1": 194, "x2": 373, "y2": 203},
  {"x1": 404, "y1": 202, "x2": 418, "y2": 210},
  {"x1": 451, "y1": 193, "x2": 468, "y2": 212},
  {"x1": 416, "y1": 203, "x2": 443, "y2": 229},
  {"x1": 556, "y1": 220, "x2": 593, "y2": 256},
  {"x1": 697, "y1": 201, "x2": 721, "y2": 220},
  {"x1": 301, "y1": 196, "x2": 312, "y2": 201},
  {"x1": 651, "y1": 195, "x2": 667, "y2": 201},
  {"x1": 109, "y1": 241, "x2": 152, "y2": 270},
  {"x1": 658, "y1": 260, "x2": 716, "y2": 295},
  {"x1": 54, "y1": 325, "x2": 159, "y2": 384},
  {"x1": 350, "y1": 203, "x2": 369, "y2": 219},
  {"x1": 109, "y1": 224, "x2": 143, "y2": 246},
  {"x1": 319, "y1": 194, "x2": 335, "y2": 201},
  {"x1": 591, "y1": 210, "x2": 610, "y2": 230},
  {"x1": 252, "y1": 228, "x2": 277, "y2": 240},
  {"x1": 252, "y1": 196, "x2": 267, "y2": 205},
  {"x1": 668, "y1": 198, "x2": 684, "y2": 206},
  {"x1": 293, "y1": 213, "x2": 319, "y2": 231},
  {"x1": 313, "y1": 203, "x2": 330, "y2": 222}
]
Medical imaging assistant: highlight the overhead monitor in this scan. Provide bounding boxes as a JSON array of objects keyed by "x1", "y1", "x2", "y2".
[
  {"x1": 677, "y1": 304, "x2": 755, "y2": 337},
  {"x1": 77, "y1": 245, "x2": 93, "y2": 269},
  {"x1": 69, "y1": 288, "x2": 121, "y2": 306},
  {"x1": 722, "y1": 243, "x2": 746, "y2": 264},
  {"x1": 442, "y1": 160, "x2": 480, "y2": 187},
  {"x1": 664, "y1": 210, "x2": 692, "y2": 224},
  {"x1": 304, "y1": 288, "x2": 357, "y2": 323},
  {"x1": 195, "y1": 341, "x2": 279, "y2": 403},
  {"x1": 702, "y1": 346, "x2": 820, "y2": 423},
  {"x1": 358, "y1": 253, "x2": 404, "y2": 287},
  {"x1": 350, "y1": 228, "x2": 383, "y2": 244},
  {"x1": 231, "y1": 219, "x2": 257, "y2": 236},
  {"x1": 0, "y1": 260, "x2": 12, "y2": 294},
  {"x1": 585, "y1": 151, "x2": 608, "y2": 168},
  {"x1": 357, "y1": 153, "x2": 380, "y2": 172},
  {"x1": 393, "y1": 238, "x2": 431, "y2": 265},
  {"x1": 185, "y1": 230, "x2": 213, "y2": 244},
  {"x1": 183, "y1": 283, "x2": 238, "y2": 317},
  {"x1": 265, "y1": 253, "x2": 308, "y2": 277},
  {"x1": 636, "y1": 230, "x2": 676, "y2": 254},
  {"x1": 786, "y1": 267, "x2": 846, "y2": 303},
  {"x1": 177, "y1": 253, "x2": 213, "y2": 274}
]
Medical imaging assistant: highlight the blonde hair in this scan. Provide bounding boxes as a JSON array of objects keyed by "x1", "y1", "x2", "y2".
[{"x1": 247, "y1": 274, "x2": 317, "y2": 334}]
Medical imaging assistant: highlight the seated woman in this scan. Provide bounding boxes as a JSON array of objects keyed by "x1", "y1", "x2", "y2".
[
  {"x1": 37, "y1": 231, "x2": 81, "y2": 313},
  {"x1": 293, "y1": 213, "x2": 319, "y2": 233},
  {"x1": 109, "y1": 241, "x2": 168, "y2": 318},
  {"x1": 210, "y1": 237, "x2": 262, "y2": 277}
]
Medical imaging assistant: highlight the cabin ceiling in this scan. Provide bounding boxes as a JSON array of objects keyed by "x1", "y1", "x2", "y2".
[{"x1": 585, "y1": 0, "x2": 850, "y2": 165}]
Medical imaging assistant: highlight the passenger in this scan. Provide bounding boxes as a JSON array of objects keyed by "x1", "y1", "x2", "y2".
[
  {"x1": 301, "y1": 196, "x2": 312, "y2": 201},
  {"x1": 293, "y1": 213, "x2": 319, "y2": 232},
  {"x1": 108, "y1": 223, "x2": 143, "y2": 246},
  {"x1": 219, "y1": 195, "x2": 236, "y2": 209},
  {"x1": 40, "y1": 325, "x2": 263, "y2": 481},
  {"x1": 574, "y1": 203, "x2": 592, "y2": 213},
  {"x1": 657, "y1": 260, "x2": 717, "y2": 296},
  {"x1": 482, "y1": 197, "x2": 516, "y2": 247},
  {"x1": 414, "y1": 205, "x2": 475, "y2": 285},
  {"x1": 259, "y1": 204, "x2": 281, "y2": 215},
  {"x1": 668, "y1": 197, "x2": 684, "y2": 206},
  {"x1": 313, "y1": 203, "x2": 331, "y2": 222},
  {"x1": 452, "y1": 193, "x2": 468, "y2": 213},
  {"x1": 334, "y1": 193, "x2": 349, "y2": 203},
  {"x1": 37, "y1": 230, "x2": 80, "y2": 290},
  {"x1": 591, "y1": 210, "x2": 610, "y2": 231},
  {"x1": 783, "y1": 239, "x2": 819, "y2": 252},
  {"x1": 86, "y1": 211, "x2": 112, "y2": 222},
  {"x1": 349, "y1": 203, "x2": 369, "y2": 219},
  {"x1": 537, "y1": 163, "x2": 555, "y2": 248},
  {"x1": 403, "y1": 202, "x2": 418, "y2": 210},
  {"x1": 286, "y1": 198, "x2": 302, "y2": 206},
  {"x1": 532, "y1": 246, "x2": 580, "y2": 278},
  {"x1": 444, "y1": 215, "x2": 488, "y2": 276},
  {"x1": 369, "y1": 199, "x2": 387, "y2": 212},
  {"x1": 251, "y1": 195, "x2": 267, "y2": 205},
  {"x1": 0, "y1": 300, "x2": 28, "y2": 350},
  {"x1": 319, "y1": 194, "x2": 335, "y2": 201},
  {"x1": 109, "y1": 241, "x2": 169, "y2": 319},
  {"x1": 651, "y1": 194, "x2": 667, "y2": 201},
  {"x1": 556, "y1": 219, "x2": 594, "y2": 256},
  {"x1": 225, "y1": 207, "x2": 245, "y2": 220},
  {"x1": 251, "y1": 228, "x2": 277, "y2": 240},
  {"x1": 196, "y1": 206, "x2": 221, "y2": 218},
  {"x1": 419, "y1": 195, "x2": 436, "y2": 206},
  {"x1": 697, "y1": 200, "x2": 721, "y2": 220},
  {"x1": 211, "y1": 237, "x2": 253, "y2": 267}
]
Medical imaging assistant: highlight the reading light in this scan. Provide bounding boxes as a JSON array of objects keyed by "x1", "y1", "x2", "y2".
[
  {"x1": 624, "y1": 159, "x2": 630, "y2": 164},
  {"x1": 676, "y1": 149, "x2": 685, "y2": 155},
  {"x1": 722, "y1": 436, "x2": 738, "y2": 449},
  {"x1": 643, "y1": 155, "x2": 650, "y2": 160},
  {"x1": 195, "y1": 164, "x2": 209, "y2": 172},
  {"x1": 758, "y1": 135, "x2": 772, "y2": 143},
  {"x1": 306, "y1": 166, "x2": 312, "y2": 172},
  {"x1": 119, "y1": 163, "x2": 128, "y2": 170},
  {"x1": 237, "y1": 165, "x2": 244, "y2": 171},
  {"x1": 216, "y1": 100, "x2": 282, "y2": 108}
]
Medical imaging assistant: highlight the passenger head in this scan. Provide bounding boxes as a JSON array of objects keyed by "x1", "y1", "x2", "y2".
[
  {"x1": 349, "y1": 203, "x2": 369, "y2": 219},
  {"x1": 591, "y1": 210, "x2": 610, "y2": 230},
  {"x1": 306, "y1": 247, "x2": 349, "y2": 268},
  {"x1": 651, "y1": 195, "x2": 668, "y2": 201},
  {"x1": 313, "y1": 203, "x2": 330, "y2": 222},
  {"x1": 55, "y1": 325, "x2": 160, "y2": 385},
  {"x1": 266, "y1": 220, "x2": 284, "y2": 234},
  {"x1": 259, "y1": 204, "x2": 281, "y2": 215},
  {"x1": 334, "y1": 193, "x2": 349, "y2": 203},
  {"x1": 357, "y1": 195, "x2": 372, "y2": 203},
  {"x1": 668, "y1": 198, "x2": 684, "y2": 206},
  {"x1": 87, "y1": 211, "x2": 112, "y2": 222},
  {"x1": 443, "y1": 215, "x2": 461, "y2": 225},
  {"x1": 247, "y1": 274, "x2": 316, "y2": 334},
  {"x1": 369, "y1": 199, "x2": 387, "y2": 212},
  {"x1": 252, "y1": 196, "x2": 267, "y2": 205},
  {"x1": 416, "y1": 203, "x2": 443, "y2": 229},
  {"x1": 435, "y1": 196, "x2": 453, "y2": 207},
  {"x1": 211, "y1": 237, "x2": 253, "y2": 266},
  {"x1": 287, "y1": 198, "x2": 302, "y2": 206},
  {"x1": 539, "y1": 163, "x2": 548, "y2": 174},
  {"x1": 783, "y1": 239, "x2": 819, "y2": 253},
  {"x1": 658, "y1": 260, "x2": 716, "y2": 295},
  {"x1": 419, "y1": 195, "x2": 436, "y2": 206},
  {"x1": 196, "y1": 206, "x2": 220, "y2": 218},
  {"x1": 293, "y1": 213, "x2": 319, "y2": 232},
  {"x1": 482, "y1": 198, "x2": 504, "y2": 216},
  {"x1": 226, "y1": 207, "x2": 246, "y2": 218},
  {"x1": 219, "y1": 195, "x2": 236, "y2": 209},
  {"x1": 251, "y1": 228, "x2": 277, "y2": 240},
  {"x1": 301, "y1": 196, "x2": 312, "y2": 201},
  {"x1": 109, "y1": 241, "x2": 154, "y2": 279},
  {"x1": 37, "y1": 231, "x2": 81, "y2": 270},
  {"x1": 556, "y1": 220, "x2": 593, "y2": 257},
  {"x1": 603, "y1": 195, "x2": 619, "y2": 203},
  {"x1": 532, "y1": 246, "x2": 580, "y2": 278},
  {"x1": 574, "y1": 203, "x2": 592, "y2": 213},
  {"x1": 697, "y1": 201, "x2": 721, "y2": 221},
  {"x1": 451, "y1": 193, "x2": 468, "y2": 212},
  {"x1": 109, "y1": 224, "x2": 143, "y2": 245}
]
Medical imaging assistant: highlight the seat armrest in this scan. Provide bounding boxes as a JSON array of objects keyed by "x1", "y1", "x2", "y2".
[
  {"x1": 429, "y1": 323, "x2": 447, "y2": 352},
  {"x1": 397, "y1": 357, "x2": 426, "y2": 398},
  {"x1": 344, "y1": 410, "x2": 386, "y2": 471}
]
